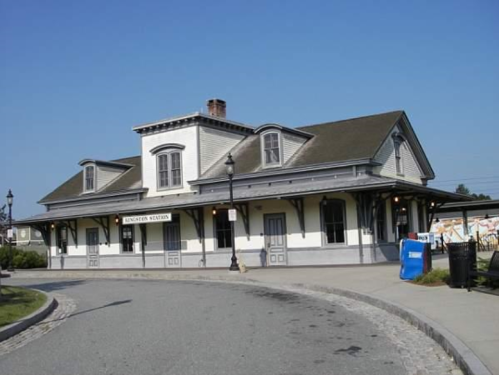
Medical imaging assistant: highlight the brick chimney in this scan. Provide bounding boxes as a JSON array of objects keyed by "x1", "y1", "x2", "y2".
[{"x1": 207, "y1": 99, "x2": 226, "y2": 118}]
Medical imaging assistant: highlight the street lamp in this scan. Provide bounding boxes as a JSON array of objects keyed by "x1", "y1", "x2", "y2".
[
  {"x1": 6, "y1": 190, "x2": 13, "y2": 271},
  {"x1": 225, "y1": 153, "x2": 239, "y2": 272}
]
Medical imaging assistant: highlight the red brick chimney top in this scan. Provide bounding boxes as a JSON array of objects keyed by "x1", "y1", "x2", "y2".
[{"x1": 207, "y1": 99, "x2": 226, "y2": 118}]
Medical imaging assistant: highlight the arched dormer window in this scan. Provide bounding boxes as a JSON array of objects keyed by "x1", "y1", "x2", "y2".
[
  {"x1": 392, "y1": 133, "x2": 406, "y2": 176},
  {"x1": 84, "y1": 165, "x2": 95, "y2": 192},
  {"x1": 152, "y1": 144, "x2": 184, "y2": 190},
  {"x1": 262, "y1": 132, "x2": 281, "y2": 167}
]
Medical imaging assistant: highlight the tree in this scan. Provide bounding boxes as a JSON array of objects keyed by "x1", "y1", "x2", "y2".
[
  {"x1": 455, "y1": 184, "x2": 470, "y2": 195},
  {"x1": 0, "y1": 204, "x2": 7, "y2": 245},
  {"x1": 455, "y1": 184, "x2": 491, "y2": 200}
]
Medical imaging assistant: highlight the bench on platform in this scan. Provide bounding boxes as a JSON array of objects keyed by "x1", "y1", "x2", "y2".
[{"x1": 468, "y1": 251, "x2": 499, "y2": 292}]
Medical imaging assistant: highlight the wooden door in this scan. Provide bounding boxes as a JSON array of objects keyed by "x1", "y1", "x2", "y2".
[{"x1": 264, "y1": 213, "x2": 287, "y2": 266}]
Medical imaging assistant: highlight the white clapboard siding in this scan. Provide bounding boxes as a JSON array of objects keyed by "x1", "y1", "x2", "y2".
[
  {"x1": 96, "y1": 166, "x2": 124, "y2": 190},
  {"x1": 141, "y1": 126, "x2": 199, "y2": 197},
  {"x1": 282, "y1": 132, "x2": 307, "y2": 164},
  {"x1": 199, "y1": 126, "x2": 244, "y2": 174},
  {"x1": 374, "y1": 125, "x2": 423, "y2": 184}
]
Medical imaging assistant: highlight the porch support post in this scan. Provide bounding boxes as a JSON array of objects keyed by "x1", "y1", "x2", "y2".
[
  {"x1": 352, "y1": 192, "x2": 376, "y2": 234},
  {"x1": 183, "y1": 208, "x2": 205, "y2": 267},
  {"x1": 91, "y1": 216, "x2": 110, "y2": 246},
  {"x1": 286, "y1": 198, "x2": 305, "y2": 238},
  {"x1": 62, "y1": 219, "x2": 78, "y2": 248},
  {"x1": 139, "y1": 224, "x2": 147, "y2": 268},
  {"x1": 353, "y1": 192, "x2": 390, "y2": 263},
  {"x1": 355, "y1": 199, "x2": 364, "y2": 264},
  {"x1": 462, "y1": 209, "x2": 469, "y2": 236},
  {"x1": 234, "y1": 203, "x2": 250, "y2": 239}
]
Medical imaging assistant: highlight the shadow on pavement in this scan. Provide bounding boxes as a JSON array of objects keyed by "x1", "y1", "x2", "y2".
[
  {"x1": 42, "y1": 299, "x2": 132, "y2": 324},
  {"x1": 69, "y1": 299, "x2": 132, "y2": 318},
  {"x1": 20, "y1": 279, "x2": 87, "y2": 292}
]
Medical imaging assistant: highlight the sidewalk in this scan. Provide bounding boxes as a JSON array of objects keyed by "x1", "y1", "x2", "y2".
[{"x1": 10, "y1": 253, "x2": 499, "y2": 375}]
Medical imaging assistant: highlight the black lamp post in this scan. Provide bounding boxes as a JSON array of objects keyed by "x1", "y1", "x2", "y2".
[
  {"x1": 6, "y1": 190, "x2": 14, "y2": 271},
  {"x1": 225, "y1": 154, "x2": 239, "y2": 271}
]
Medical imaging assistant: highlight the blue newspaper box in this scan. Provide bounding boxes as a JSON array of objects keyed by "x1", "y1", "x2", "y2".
[{"x1": 400, "y1": 239, "x2": 428, "y2": 280}]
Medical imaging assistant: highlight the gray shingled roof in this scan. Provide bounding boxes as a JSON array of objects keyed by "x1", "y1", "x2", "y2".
[
  {"x1": 199, "y1": 111, "x2": 404, "y2": 180},
  {"x1": 38, "y1": 111, "x2": 405, "y2": 204},
  {"x1": 39, "y1": 156, "x2": 142, "y2": 203}
]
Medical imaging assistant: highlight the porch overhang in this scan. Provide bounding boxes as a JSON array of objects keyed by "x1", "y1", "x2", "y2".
[{"x1": 15, "y1": 176, "x2": 469, "y2": 226}]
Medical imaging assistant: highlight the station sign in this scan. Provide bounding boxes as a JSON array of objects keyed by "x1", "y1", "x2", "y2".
[{"x1": 122, "y1": 213, "x2": 172, "y2": 225}]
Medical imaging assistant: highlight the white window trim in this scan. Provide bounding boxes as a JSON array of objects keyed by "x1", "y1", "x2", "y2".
[
  {"x1": 213, "y1": 208, "x2": 233, "y2": 251},
  {"x1": 320, "y1": 199, "x2": 347, "y2": 247},
  {"x1": 157, "y1": 150, "x2": 183, "y2": 191},
  {"x1": 120, "y1": 224, "x2": 135, "y2": 254},
  {"x1": 83, "y1": 164, "x2": 96, "y2": 193},
  {"x1": 261, "y1": 130, "x2": 283, "y2": 168}
]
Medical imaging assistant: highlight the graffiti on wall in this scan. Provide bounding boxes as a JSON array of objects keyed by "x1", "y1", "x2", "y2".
[{"x1": 430, "y1": 216, "x2": 499, "y2": 244}]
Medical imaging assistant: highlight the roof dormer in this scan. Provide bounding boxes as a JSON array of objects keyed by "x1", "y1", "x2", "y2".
[
  {"x1": 255, "y1": 123, "x2": 313, "y2": 169},
  {"x1": 78, "y1": 159, "x2": 133, "y2": 194}
]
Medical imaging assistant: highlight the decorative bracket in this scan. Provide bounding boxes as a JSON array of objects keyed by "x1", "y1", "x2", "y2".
[
  {"x1": 91, "y1": 216, "x2": 110, "y2": 246},
  {"x1": 426, "y1": 200, "x2": 444, "y2": 232},
  {"x1": 31, "y1": 222, "x2": 51, "y2": 248},
  {"x1": 62, "y1": 219, "x2": 78, "y2": 248},
  {"x1": 183, "y1": 208, "x2": 204, "y2": 243},
  {"x1": 352, "y1": 193, "x2": 374, "y2": 234},
  {"x1": 352, "y1": 192, "x2": 392, "y2": 235},
  {"x1": 286, "y1": 198, "x2": 305, "y2": 238},
  {"x1": 234, "y1": 203, "x2": 250, "y2": 239}
]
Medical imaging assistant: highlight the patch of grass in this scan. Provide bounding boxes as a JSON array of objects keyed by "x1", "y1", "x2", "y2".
[
  {"x1": 0, "y1": 286, "x2": 47, "y2": 327},
  {"x1": 412, "y1": 268, "x2": 450, "y2": 286}
]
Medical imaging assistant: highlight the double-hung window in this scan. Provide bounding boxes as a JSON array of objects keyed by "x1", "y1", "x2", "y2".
[
  {"x1": 157, "y1": 151, "x2": 182, "y2": 189},
  {"x1": 322, "y1": 200, "x2": 346, "y2": 244},
  {"x1": 263, "y1": 132, "x2": 281, "y2": 166},
  {"x1": 84, "y1": 165, "x2": 95, "y2": 192},
  {"x1": 121, "y1": 225, "x2": 134, "y2": 253},
  {"x1": 215, "y1": 209, "x2": 232, "y2": 249}
]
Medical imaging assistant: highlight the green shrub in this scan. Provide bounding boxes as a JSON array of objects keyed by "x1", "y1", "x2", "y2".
[
  {"x1": 0, "y1": 247, "x2": 47, "y2": 269},
  {"x1": 413, "y1": 268, "x2": 450, "y2": 285}
]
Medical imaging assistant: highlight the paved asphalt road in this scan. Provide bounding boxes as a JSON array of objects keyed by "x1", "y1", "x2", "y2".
[{"x1": 0, "y1": 279, "x2": 408, "y2": 375}]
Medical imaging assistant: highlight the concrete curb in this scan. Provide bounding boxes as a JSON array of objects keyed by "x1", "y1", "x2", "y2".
[
  {"x1": 0, "y1": 289, "x2": 56, "y2": 342},
  {"x1": 8, "y1": 271, "x2": 492, "y2": 375}
]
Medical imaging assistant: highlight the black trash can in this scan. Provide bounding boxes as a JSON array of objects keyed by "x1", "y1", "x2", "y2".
[{"x1": 447, "y1": 241, "x2": 477, "y2": 288}]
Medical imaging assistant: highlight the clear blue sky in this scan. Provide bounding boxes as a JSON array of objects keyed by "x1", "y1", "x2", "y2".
[{"x1": 1, "y1": 0, "x2": 498, "y2": 219}]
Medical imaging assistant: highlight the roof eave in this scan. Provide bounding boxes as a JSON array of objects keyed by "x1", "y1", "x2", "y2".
[
  {"x1": 254, "y1": 123, "x2": 314, "y2": 139},
  {"x1": 16, "y1": 180, "x2": 468, "y2": 225},
  {"x1": 392, "y1": 181, "x2": 471, "y2": 201},
  {"x1": 191, "y1": 158, "x2": 378, "y2": 185},
  {"x1": 78, "y1": 159, "x2": 134, "y2": 169},
  {"x1": 38, "y1": 188, "x2": 148, "y2": 205},
  {"x1": 132, "y1": 113, "x2": 254, "y2": 134}
]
